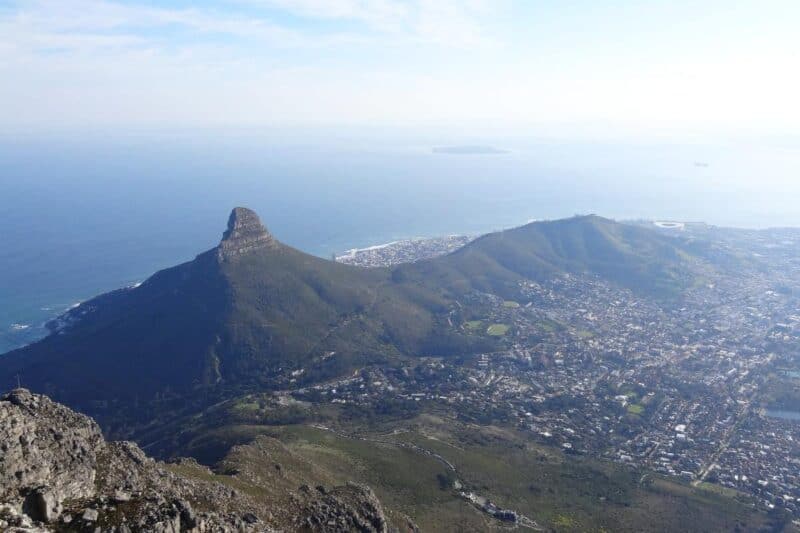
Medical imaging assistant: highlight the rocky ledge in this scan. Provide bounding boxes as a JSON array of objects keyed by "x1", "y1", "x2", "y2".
[
  {"x1": 217, "y1": 207, "x2": 277, "y2": 261},
  {"x1": 0, "y1": 389, "x2": 391, "y2": 532}
]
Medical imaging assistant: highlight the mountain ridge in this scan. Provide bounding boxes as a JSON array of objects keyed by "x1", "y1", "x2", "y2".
[{"x1": 0, "y1": 208, "x2": 707, "y2": 433}]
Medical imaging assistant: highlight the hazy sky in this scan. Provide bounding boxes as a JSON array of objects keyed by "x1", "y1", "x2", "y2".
[{"x1": 1, "y1": 1, "x2": 798, "y2": 134}]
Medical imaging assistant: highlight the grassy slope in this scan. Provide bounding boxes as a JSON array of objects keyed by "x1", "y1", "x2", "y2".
[
  {"x1": 193, "y1": 416, "x2": 782, "y2": 533},
  {"x1": 398, "y1": 215, "x2": 698, "y2": 299},
  {"x1": 0, "y1": 242, "x2": 481, "y2": 420},
  {"x1": 0, "y1": 250, "x2": 230, "y2": 405},
  {"x1": 219, "y1": 244, "x2": 478, "y2": 381}
]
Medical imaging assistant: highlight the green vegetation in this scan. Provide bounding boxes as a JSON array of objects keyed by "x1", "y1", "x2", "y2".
[
  {"x1": 553, "y1": 514, "x2": 577, "y2": 528},
  {"x1": 539, "y1": 322, "x2": 556, "y2": 333},
  {"x1": 222, "y1": 395, "x2": 312, "y2": 426},
  {"x1": 464, "y1": 320, "x2": 484, "y2": 332},
  {"x1": 697, "y1": 481, "x2": 748, "y2": 499},
  {"x1": 396, "y1": 214, "x2": 702, "y2": 301},
  {"x1": 196, "y1": 417, "x2": 777, "y2": 532},
  {"x1": 627, "y1": 404, "x2": 645, "y2": 415},
  {"x1": 486, "y1": 324, "x2": 509, "y2": 336},
  {"x1": 536, "y1": 317, "x2": 563, "y2": 333},
  {"x1": 230, "y1": 399, "x2": 261, "y2": 413}
]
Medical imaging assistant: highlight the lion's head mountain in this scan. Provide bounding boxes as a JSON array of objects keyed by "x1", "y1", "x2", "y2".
[{"x1": 0, "y1": 207, "x2": 705, "y2": 428}]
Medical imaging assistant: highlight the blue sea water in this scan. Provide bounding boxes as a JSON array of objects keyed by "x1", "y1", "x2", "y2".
[{"x1": 2, "y1": 128, "x2": 799, "y2": 354}]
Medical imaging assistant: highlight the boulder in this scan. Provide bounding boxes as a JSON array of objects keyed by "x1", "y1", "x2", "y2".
[{"x1": 24, "y1": 487, "x2": 62, "y2": 523}]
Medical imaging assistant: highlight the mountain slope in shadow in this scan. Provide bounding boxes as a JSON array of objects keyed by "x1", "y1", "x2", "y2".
[{"x1": 0, "y1": 208, "x2": 705, "y2": 427}]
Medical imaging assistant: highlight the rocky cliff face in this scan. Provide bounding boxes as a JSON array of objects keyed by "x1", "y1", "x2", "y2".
[
  {"x1": 0, "y1": 389, "x2": 391, "y2": 533},
  {"x1": 217, "y1": 207, "x2": 277, "y2": 261},
  {"x1": 0, "y1": 388, "x2": 103, "y2": 525}
]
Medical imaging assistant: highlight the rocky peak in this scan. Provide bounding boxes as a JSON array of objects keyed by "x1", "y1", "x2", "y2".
[
  {"x1": 4, "y1": 387, "x2": 38, "y2": 407},
  {"x1": 217, "y1": 207, "x2": 276, "y2": 261}
]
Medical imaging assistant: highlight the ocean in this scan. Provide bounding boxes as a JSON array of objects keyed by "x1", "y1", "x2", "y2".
[{"x1": 2, "y1": 128, "x2": 799, "y2": 353}]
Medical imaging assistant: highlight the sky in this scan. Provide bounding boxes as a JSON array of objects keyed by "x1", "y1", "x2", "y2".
[{"x1": 1, "y1": 0, "x2": 799, "y2": 135}]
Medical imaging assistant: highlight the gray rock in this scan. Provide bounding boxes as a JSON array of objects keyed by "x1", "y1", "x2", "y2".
[
  {"x1": 81, "y1": 508, "x2": 99, "y2": 522},
  {"x1": 112, "y1": 490, "x2": 132, "y2": 503},
  {"x1": 0, "y1": 388, "x2": 102, "y2": 516},
  {"x1": 25, "y1": 487, "x2": 61, "y2": 523},
  {"x1": 296, "y1": 483, "x2": 390, "y2": 532},
  {"x1": 176, "y1": 499, "x2": 197, "y2": 529}
]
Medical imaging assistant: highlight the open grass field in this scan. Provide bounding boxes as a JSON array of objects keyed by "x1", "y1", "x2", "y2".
[
  {"x1": 536, "y1": 318, "x2": 563, "y2": 333},
  {"x1": 486, "y1": 323, "x2": 510, "y2": 336},
  {"x1": 464, "y1": 320, "x2": 484, "y2": 332},
  {"x1": 627, "y1": 404, "x2": 645, "y2": 415}
]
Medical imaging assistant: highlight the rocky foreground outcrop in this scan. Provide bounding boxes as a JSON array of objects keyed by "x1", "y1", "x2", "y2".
[{"x1": 0, "y1": 389, "x2": 391, "y2": 532}]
